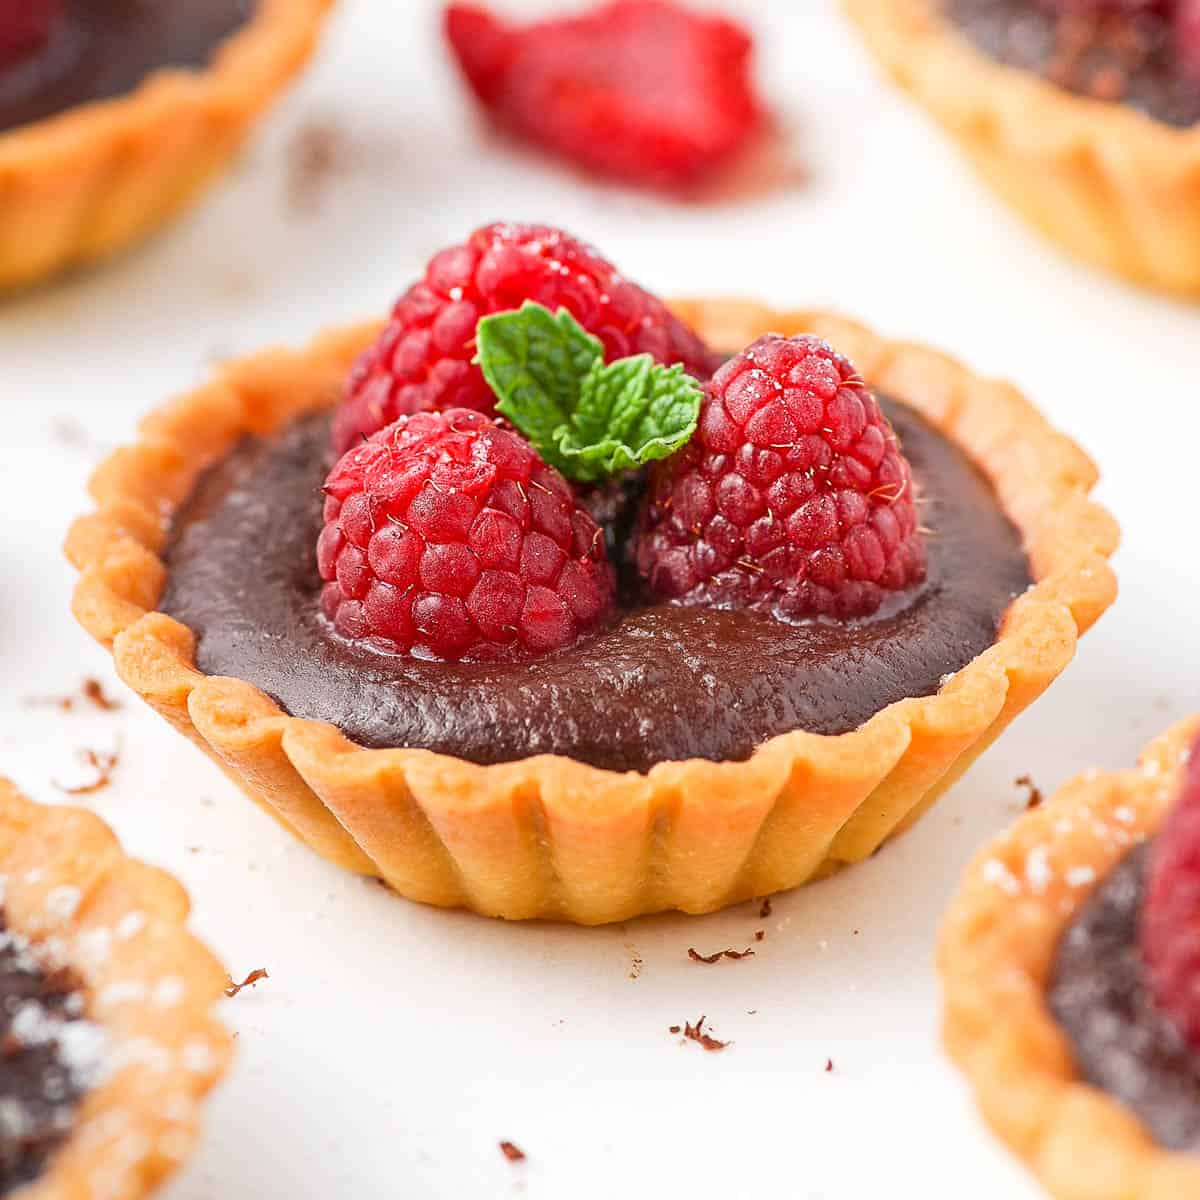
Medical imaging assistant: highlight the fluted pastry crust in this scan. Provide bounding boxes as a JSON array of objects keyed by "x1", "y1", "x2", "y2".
[
  {"x1": 0, "y1": 0, "x2": 333, "y2": 289},
  {"x1": 65, "y1": 300, "x2": 1119, "y2": 924},
  {"x1": 843, "y1": 0, "x2": 1200, "y2": 296},
  {"x1": 0, "y1": 778, "x2": 230, "y2": 1200},
  {"x1": 940, "y1": 718, "x2": 1200, "y2": 1198}
]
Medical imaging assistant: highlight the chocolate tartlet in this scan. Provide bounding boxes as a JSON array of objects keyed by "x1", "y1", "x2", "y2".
[
  {"x1": 0, "y1": 0, "x2": 332, "y2": 289},
  {"x1": 843, "y1": 0, "x2": 1200, "y2": 295},
  {"x1": 66, "y1": 301, "x2": 1117, "y2": 924},
  {"x1": 941, "y1": 720, "x2": 1200, "y2": 1199},
  {"x1": 0, "y1": 778, "x2": 230, "y2": 1199}
]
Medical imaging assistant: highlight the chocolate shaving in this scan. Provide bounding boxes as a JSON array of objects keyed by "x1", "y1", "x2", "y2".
[
  {"x1": 224, "y1": 968, "x2": 269, "y2": 998},
  {"x1": 1016, "y1": 774, "x2": 1043, "y2": 810},
  {"x1": 687, "y1": 947, "x2": 755, "y2": 964},
  {"x1": 758, "y1": 898, "x2": 772, "y2": 919},
  {"x1": 680, "y1": 1016, "x2": 729, "y2": 1052},
  {"x1": 81, "y1": 678, "x2": 120, "y2": 711},
  {"x1": 53, "y1": 747, "x2": 119, "y2": 796},
  {"x1": 499, "y1": 1141, "x2": 526, "y2": 1163},
  {"x1": 27, "y1": 678, "x2": 121, "y2": 713},
  {"x1": 286, "y1": 118, "x2": 355, "y2": 214}
]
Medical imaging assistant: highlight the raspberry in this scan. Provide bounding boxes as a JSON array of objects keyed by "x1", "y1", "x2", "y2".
[
  {"x1": 0, "y1": 0, "x2": 59, "y2": 66},
  {"x1": 318, "y1": 408, "x2": 616, "y2": 661},
  {"x1": 1178, "y1": 0, "x2": 1200, "y2": 77},
  {"x1": 1142, "y1": 733, "x2": 1200, "y2": 1050},
  {"x1": 444, "y1": 1, "x2": 763, "y2": 188},
  {"x1": 331, "y1": 222, "x2": 721, "y2": 455},
  {"x1": 634, "y1": 334, "x2": 926, "y2": 621}
]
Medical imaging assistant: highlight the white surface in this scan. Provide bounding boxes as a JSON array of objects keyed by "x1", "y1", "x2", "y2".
[{"x1": 0, "y1": 2, "x2": 1195, "y2": 1197}]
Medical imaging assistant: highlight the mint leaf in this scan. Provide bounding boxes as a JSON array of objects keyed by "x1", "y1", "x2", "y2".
[
  {"x1": 475, "y1": 303, "x2": 703, "y2": 483},
  {"x1": 477, "y1": 303, "x2": 604, "y2": 462},
  {"x1": 552, "y1": 355, "x2": 702, "y2": 482}
]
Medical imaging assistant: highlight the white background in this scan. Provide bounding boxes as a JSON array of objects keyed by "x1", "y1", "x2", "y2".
[{"x1": 1, "y1": 2, "x2": 1196, "y2": 1197}]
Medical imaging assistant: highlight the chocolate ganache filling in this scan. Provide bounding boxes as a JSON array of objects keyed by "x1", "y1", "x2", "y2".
[
  {"x1": 946, "y1": 0, "x2": 1200, "y2": 128},
  {"x1": 0, "y1": 912, "x2": 100, "y2": 1192},
  {"x1": 1049, "y1": 841, "x2": 1200, "y2": 1152},
  {"x1": 0, "y1": 1, "x2": 253, "y2": 134},
  {"x1": 159, "y1": 395, "x2": 1031, "y2": 773}
]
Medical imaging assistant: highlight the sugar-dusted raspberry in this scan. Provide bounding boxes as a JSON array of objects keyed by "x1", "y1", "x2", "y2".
[
  {"x1": 444, "y1": 1, "x2": 763, "y2": 187},
  {"x1": 0, "y1": 0, "x2": 59, "y2": 65},
  {"x1": 1142, "y1": 733, "x2": 1200, "y2": 1049},
  {"x1": 634, "y1": 334, "x2": 926, "y2": 620},
  {"x1": 331, "y1": 222, "x2": 721, "y2": 455},
  {"x1": 319, "y1": 408, "x2": 616, "y2": 661}
]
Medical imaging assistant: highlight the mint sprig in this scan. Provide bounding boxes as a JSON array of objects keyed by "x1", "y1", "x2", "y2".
[{"x1": 476, "y1": 302, "x2": 703, "y2": 483}]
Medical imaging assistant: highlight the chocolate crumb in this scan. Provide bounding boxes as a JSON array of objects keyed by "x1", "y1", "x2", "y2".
[
  {"x1": 53, "y1": 746, "x2": 119, "y2": 796},
  {"x1": 758, "y1": 898, "x2": 772, "y2": 919},
  {"x1": 81, "y1": 678, "x2": 120, "y2": 711},
  {"x1": 1016, "y1": 774, "x2": 1043, "y2": 810},
  {"x1": 680, "y1": 1016, "x2": 729, "y2": 1052},
  {"x1": 754, "y1": 930, "x2": 765, "y2": 942},
  {"x1": 286, "y1": 118, "x2": 355, "y2": 215},
  {"x1": 224, "y1": 968, "x2": 269, "y2": 998},
  {"x1": 499, "y1": 1141, "x2": 526, "y2": 1163},
  {"x1": 668, "y1": 1025, "x2": 682, "y2": 1034},
  {"x1": 687, "y1": 947, "x2": 755, "y2": 964}
]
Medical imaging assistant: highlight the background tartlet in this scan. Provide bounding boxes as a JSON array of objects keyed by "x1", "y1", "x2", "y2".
[{"x1": 0, "y1": 0, "x2": 333, "y2": 290}]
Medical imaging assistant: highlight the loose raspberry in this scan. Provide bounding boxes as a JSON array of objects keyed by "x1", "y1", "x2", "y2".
[
  {"x1": 634, "y1": 334, "x2": 926, "y2": 621},
  {"x1": 319, "y1": 408, "x2": 616, "y2": 661},
  {"x1": 1142, "y1": 733, "x2": 1200, "y2": 1050},
  {"x1": 444, "y1": 1, "x2": 763, "y2": 188},
  {"x1": 331, "y1": 221, "x2": 720, "y2": 455},
  {"x1": 0, "y1": 0, "x2": 59, "y2": 66},
  {"x1": 1178, "y1": 0, "x2": 1200, "y2": 78}
]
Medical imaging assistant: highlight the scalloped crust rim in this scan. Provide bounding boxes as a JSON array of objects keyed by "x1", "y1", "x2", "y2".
[
  {"x1": 939, "y1": 718, "x2": 1200, "y2": 1199},
  {"x1": 842, "y1": 0, "x2": 1200, "y2": 296},
  {"x1": 65, "y1": 301, "x2": 1119, "y2": 924},
  {"x1": 0, "y1": 0, "x2": 333, "y2": 289},
  {"x1": 0, "y1": 779, "x2": 230, "y2": 1200}
]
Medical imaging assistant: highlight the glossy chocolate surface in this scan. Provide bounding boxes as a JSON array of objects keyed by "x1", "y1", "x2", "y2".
[
  {"x1": 947, "y1": 0, "x2": 1200, "y2": 127},
  {"x1": 1050, "y1": 841, "x2": 1200, "y2": 1153},
  {"x1": 160, "y1": 399, "x2": 1031, "y2": 773},
  {"x1": 0, "y1": 1, "x2": 252, "y2": 133}
]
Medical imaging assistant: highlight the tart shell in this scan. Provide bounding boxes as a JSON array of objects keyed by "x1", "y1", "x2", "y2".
[
  {"x1": 65, "y1": 301, "x2": 1119, "y2": 925},
  {"x1": 0, "y1": 778, "x2": 231, "y2": 1200},
  {"x1": 939, "y1": 718, "x2": 1200, "y2": 1198},
  {"x1": 842, "y1": 0, "x2": 1200, "y2": 297},
  {"x1": 0, "y1": 0, "x2": 333, "y2": 290}
]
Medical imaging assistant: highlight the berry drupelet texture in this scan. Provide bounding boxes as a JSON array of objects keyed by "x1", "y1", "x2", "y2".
[
  {"x1": 1142, "y1": 734, "x2": 1200, "y2": 1050},
  {"x1": 635, "y1": 334, "x2": 926, "y2": 621},
  {"x1": 331, "y1": 222, "x2": 721, "y2": 455},
  {"x1": 444, "y1": 0, "x2": 763, "y2": 188},
  {"x1": 319, "y1": 408, "x2": 616, "y2": 661}
]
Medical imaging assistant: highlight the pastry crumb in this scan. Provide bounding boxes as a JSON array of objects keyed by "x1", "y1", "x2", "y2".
[
  {"x1": 687, "y1": 947, "x2": 755, "y2": 964},
  {"x1": 1016, "y1": 774, "x2": 1043, "y2": 810},
  {"x1": 499, "y1": 1140, "x2": 526, "y2": 1163}
]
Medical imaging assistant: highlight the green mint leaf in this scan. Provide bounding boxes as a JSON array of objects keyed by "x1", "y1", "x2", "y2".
[
  {"x1": 477, "y1": 302, "x2": 605, "y2": 469},
  {"x1": 552, "y1": 355, "x2": 702, "y2": 482},
  {"x1": 475, "y1": 302, "x2": 703, "y2": 483}
]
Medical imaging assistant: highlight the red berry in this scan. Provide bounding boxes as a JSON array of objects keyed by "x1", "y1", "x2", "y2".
[
  {"x1": 0, "y1": 0, "x2": 60, "y2": 66},
  {"x1": 634, "y1": 334, "x2": 926, "y2": 621},
  {"x1": 331, "y1": 221, "x2": 721, "y2": 455},
  {"x1": 1142, "y1": 733, "x2": 1200, "y2": 1050},
  {"x1": 1178, "y1": 0, "x2": 1200, "y2": 77},
  {"x1": 444, "y1": 1, "x2": 763, "y2": 188},
  {"x1": 319, "y1": 408, "x2": 616, "y2": 661}
]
